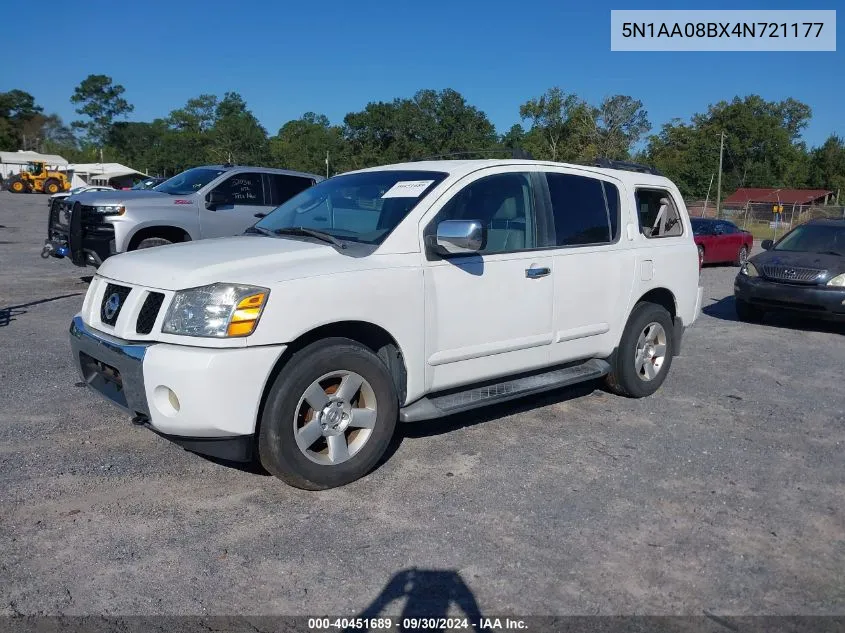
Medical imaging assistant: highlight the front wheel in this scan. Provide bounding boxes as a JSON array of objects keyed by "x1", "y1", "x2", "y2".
[
  {"x1": 43, "y1": 179, "x2": 60, "y2": 194},
  {"x1": 135, "y1": 237, "x2": 173, "y2": 250},
  {"x1": 258, "y1": 338, "x2": 398, "y2": 490},
  {"x1": 606, "y1": 302, "x2": 675, "y2": 398},
  {"x1": 9, "y1": 180, "x2": 25, "y2": 193},
  {"x1": 736, "y1": 245, "x2": 749, "y2": 266}
]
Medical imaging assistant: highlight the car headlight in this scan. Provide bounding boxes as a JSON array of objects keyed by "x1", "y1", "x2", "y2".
[
  {"x1": 740, "y1": 262, "x2": 759, "y2": 277},
  {"x1": 162, "y1": 283, "x2": 269, "y2": 337},
  {"x1": 92, "y1": 204, "x2": 125, "y2": 215},
  {"x1": 828, "y1": 273, "x2": 845, "y2": 287}
]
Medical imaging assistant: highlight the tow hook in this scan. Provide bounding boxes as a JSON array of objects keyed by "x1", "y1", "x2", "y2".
[
  {"x1": 40, "y1": 244, "x2": 52, "y2": 258},
  {"x1": 41, "y1": 242, "x2": 68, "y2": 259}
]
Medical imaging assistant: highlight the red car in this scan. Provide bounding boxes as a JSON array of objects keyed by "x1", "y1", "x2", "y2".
[{"x1": 691, "y1": 218, "x2": 754, "y2": 267}]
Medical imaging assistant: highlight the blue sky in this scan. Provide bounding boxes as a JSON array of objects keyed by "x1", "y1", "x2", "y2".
[{"x1": 3, "y1": 0, "x2": 842, "y2": 147}]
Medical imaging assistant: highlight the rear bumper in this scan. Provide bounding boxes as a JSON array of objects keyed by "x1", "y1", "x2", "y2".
[
  {"x1": 734, "y1": 275, "x2": 845, "y2": 321},
  {"x1": 69, "y1": 316, "x2": 285, "y2": 459}
]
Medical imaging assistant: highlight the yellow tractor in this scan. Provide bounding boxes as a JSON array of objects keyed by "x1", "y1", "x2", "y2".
[{"x1": 7, "y1": 161, "x2": 71, "y2": 194}]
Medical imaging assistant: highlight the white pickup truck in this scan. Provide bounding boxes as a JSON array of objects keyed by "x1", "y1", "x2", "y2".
[{"x1": 69, "y1": 159, "x2": 703, "y2": 489}]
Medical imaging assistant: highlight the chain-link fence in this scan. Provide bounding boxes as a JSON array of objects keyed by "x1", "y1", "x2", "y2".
[{"x1": 686, "y1": 200, "x2": 845, "y2": 241}]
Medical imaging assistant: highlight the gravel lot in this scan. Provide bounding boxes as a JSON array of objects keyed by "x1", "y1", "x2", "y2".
[{"x1": 1, "y1": 190, "x2": 843, "y2": 618}]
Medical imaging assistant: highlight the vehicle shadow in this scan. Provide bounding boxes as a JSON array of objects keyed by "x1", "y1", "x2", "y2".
[
  {"x1": 0, "y1": 293, "x2": 83, "y2": 327},
  {"x1": 345, "y1": 568, "x2": 484, "y2": 631},
  {"x1": 704, "y1": 295, "x2": 845, "y2": 335}
]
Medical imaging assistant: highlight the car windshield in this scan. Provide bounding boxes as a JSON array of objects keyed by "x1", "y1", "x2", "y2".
[
  {"x1": 154, "y1": 168, "x2": 226, "y2": 195},
  {"x1": 691, "y1": 220, "x2": 713, "y2": 235},
  {"x1": 773, "y1": 224, "x2": 845, "y2": 254},
  {"x1": 254, "y1": 170, "x2": 447, "y2": 245}
]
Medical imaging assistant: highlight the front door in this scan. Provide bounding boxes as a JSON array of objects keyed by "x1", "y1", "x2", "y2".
[
  {"x1": 423, "y1": 171, "x2": 555, "y2": 392},
  {"x1": 200, "y1": 171, "x2": 274, "y2": 238}
]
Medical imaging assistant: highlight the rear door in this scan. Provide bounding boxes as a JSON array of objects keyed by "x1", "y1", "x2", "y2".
[
  {"x1": 199, "y1": 171, "x2": 270, "y2": 238},
  {"x1": 265, "y1": 173, "x2": 315, "y2": 209},
  {"x1": 542, "y1": 168, "x2": 633, "y2": 362}
]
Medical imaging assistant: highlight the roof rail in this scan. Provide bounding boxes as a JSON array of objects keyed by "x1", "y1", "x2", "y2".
[
  {"x1": 594, "y1": 157, "x2": 663, "y2": 176},
  {"x1": 413, "y1": 148, "x2": 535, "y2": 161}
]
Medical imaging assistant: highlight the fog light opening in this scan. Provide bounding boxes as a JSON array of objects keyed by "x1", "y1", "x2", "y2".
[{"x1": 153, "y1": 385, "x2": 181, "y2": 416}]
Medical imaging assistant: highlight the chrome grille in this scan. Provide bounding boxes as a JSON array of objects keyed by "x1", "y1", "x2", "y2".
[{"x1": 761, "y1": 265, "x2": 824, "y2": 284}]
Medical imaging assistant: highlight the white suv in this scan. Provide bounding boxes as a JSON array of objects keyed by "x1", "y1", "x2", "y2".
[{"x1": 69, "y1": 159, "x2": 703, "y2": 489}]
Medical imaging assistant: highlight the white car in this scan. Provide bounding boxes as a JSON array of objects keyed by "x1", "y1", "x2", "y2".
[
  {"x1": 69, "y1": 159, "x2": 704, "y2": 489},
  {"x1": 47, "y1": 185, "x2": 114, "y2": 207}
]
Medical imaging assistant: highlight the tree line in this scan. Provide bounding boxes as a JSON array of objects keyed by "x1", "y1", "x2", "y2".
[{"x1": 2, "y1": 74, "x2": 844, "y2": 201}]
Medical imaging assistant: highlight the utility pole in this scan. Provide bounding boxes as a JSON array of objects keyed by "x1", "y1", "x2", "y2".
[{"x1": 715, "y1": 131, "x2": 725, "y2": 218}]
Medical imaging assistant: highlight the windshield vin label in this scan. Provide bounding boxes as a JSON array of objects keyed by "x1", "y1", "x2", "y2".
[{"x1": 381, "y1": 180, "x2": 435, "y2": 198}]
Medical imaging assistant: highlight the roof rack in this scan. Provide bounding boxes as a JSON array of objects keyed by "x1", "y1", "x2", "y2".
[
  {"x1": 593, "y1": 157, "x2": 663, "y2": 176},
  {"x1": 413, "y1": 148, "x2": 535, "y2": 161}
]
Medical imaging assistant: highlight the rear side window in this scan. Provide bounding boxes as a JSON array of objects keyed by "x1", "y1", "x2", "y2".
[
  {"x1": 267, "y1": 174, "x2": 314, "y2": 206},
  {"x1": 636, "y1": 189, "x2": 683, "y2": 238},
  {"x1": 545, "y1": 172, "x2": 619, "y2": 247},
  {"x1": 213, "y1": 172, "x2": 265, "y2": 206}
]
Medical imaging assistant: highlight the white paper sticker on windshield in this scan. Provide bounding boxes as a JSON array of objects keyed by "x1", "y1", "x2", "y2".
[{"x1": 381, "y1": 180, "x2": 435, "y2": 198}]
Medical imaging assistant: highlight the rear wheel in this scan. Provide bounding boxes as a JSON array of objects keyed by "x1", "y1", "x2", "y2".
[
  {"x1": 135, "y1": 237, "x2": 173, "y2": 250},
  {"x1": 9, "y1": 179, "x2": 25, "y2": 193},
  {"x1": 606, "y1": 302, "x2": 675, "y2": 398},
  {"x1": 43, "y1": 179, "x2": 60, "y2": 194},
  {"x1": 258, "y1": 338, "x2": 399, "y2": 490},
  {"x1": 697, "y1": 244, "x2": 705, "y2": 267},
  {"x1": 736, "y1": 245, "x2": 749, "y2": 266},
  {"x1": 736, "y1": 298, "x2": 765, "y2": 323}
]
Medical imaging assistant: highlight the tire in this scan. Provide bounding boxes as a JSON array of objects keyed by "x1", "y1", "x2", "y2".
[
  {"x1": 605, "y1": 302, "x2": 675, "y2": 398},
  {"x1": 43, "y1": 179, "x2": 60, "y2": 195},
  {"x1": 9, "y1": 180, "x2": 25, "y2": 193},
  {"x1": 736, "y1": 245, "x2": 749, "y2": 266},
  {"x1": 135, "y1": 237, "x2": 173, "y2": 250},
  {"x1": 258, "y1": 338, "x2": 399, "y2": 490},
  {"x1": 697, "y1": 244, "x2": 705, "y2": 267},
  {"x1": 735, "y1": 298, "x2": 765, "y2": 323}
]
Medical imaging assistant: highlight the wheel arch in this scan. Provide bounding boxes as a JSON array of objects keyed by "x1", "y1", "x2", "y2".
[
  {"x1": 255, "y1": 320, "x2": 409, "y2": 438},
  {"x1": 127, "y1": 225, "x2": 192, "y2": 250},
  {"x1": 633, "y1": 287, "x2": 677, "y2": 321}
]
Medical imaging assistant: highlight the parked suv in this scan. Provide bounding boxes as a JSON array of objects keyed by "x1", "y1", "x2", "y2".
[
  {"x1": 44, "y1": 165, "x2": 322, "y2": 266},
  {"x1": 69, "y1": 159, "x2": 703, "y2": 489}
]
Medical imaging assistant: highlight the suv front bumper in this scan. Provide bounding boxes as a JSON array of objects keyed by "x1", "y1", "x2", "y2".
[{"x1": 69, "y1": 316, "x2": 285, "y2": 461}]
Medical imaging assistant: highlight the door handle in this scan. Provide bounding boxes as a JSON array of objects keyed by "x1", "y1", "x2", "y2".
[{"x1": 525, "y1": 266, "x2": 551, "y2": 279}]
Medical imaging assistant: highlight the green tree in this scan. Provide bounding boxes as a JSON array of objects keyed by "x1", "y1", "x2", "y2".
[
  {"x1": 518, "y1": 87, "x2": 586, "y2": 161},
  {"x1": 168, "y1": 94, "x2": 219, "y2": 133},
  {"x1": 70, "y1": 74, "x2": 134, "y2": 146},
  {"x1": 270, "y1": 112, "x2": 345, "y2": 175},
  {"x1": 343, "y1": 88, "x2": 497, "y2": 168},
  {"x1": 584, "y1": 95, "x2": 651, "y2": 160},
  {"x1": 810, "y1": 135, "x2": 845, "y2": 199},
  {"x1": 208, "y1": 92, "x2": 269, "y2": 165},
  {"x1": 0, "y1": 89, "x2": 44, "y2": 149}
]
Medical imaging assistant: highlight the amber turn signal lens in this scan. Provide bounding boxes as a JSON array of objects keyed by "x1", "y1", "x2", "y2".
[{"x1": 226, "y1": 293, "x2": 267, "y2": 336}]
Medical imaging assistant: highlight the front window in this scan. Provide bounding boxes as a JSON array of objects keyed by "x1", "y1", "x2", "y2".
[
  {"x1": 27, "y1": 162, "x2": 43, "y2": 176},
  {"x1": 773, "y1": 224, "x2": 845, "y2": 255},
  {"x1": 155, "y1": 167, "x2": 226, "y2": 195},
  {"x1": 255, "y1": 170, "x2": 447, "y2": 245}
]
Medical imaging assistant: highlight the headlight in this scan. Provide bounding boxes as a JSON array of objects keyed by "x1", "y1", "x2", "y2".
[
  {"x1": 740, "y1": 262, "x2": 759, "y2": 277},
  {"x1": 828, "y1": 273, "x2": 845, "y2": 287},
  {"x1": 162, "y1": 283, "x2": 269, "y2": 337},
  {"x1": 92, "y1": 204, "x2": 125, "y2": 215}
]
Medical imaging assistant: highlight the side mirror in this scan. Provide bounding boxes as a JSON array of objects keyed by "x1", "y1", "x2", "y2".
[
  {"x1": 430, "y1": 219, "x2": 485, "y2": 256},
  {"x1": 205, "y1": 190, "x2": 230, "y2": 210},
  {"x1": 761, "y1": 239, "x2": 774, "y2": 250}
]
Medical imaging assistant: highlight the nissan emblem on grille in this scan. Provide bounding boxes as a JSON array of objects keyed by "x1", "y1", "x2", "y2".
[{"x1": 103, "y1": 293, "x2": 121, "y2": 320}]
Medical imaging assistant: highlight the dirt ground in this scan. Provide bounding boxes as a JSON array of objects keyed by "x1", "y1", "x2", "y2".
[{"x1": 1, "y1": 190, "x2": 843, "y2": 618}]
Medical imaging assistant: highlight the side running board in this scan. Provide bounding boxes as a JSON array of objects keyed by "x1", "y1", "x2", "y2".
[{"x1": 399, "y1": 358, "x2": 610, "y2": 423}]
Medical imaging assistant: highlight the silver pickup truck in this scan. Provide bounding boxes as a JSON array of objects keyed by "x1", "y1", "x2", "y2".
[{"x1": 44, "y1": 164, "x2": 322, "y2": 267}]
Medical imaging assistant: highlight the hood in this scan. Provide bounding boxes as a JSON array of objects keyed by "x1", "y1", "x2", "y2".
[
  {"x1": 751, "y1": 249, "x2": 845, "y2": 276},
  {"x1": 97, "y1": 235, "x2": 371, "y2": 290},
  {"x1": 72, "y1": 189, "x2": 171, "y2": 205}
]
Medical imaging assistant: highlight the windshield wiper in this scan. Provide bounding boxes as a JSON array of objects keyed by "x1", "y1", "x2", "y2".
[
  {"x1": 244, "y1": 226, "x2": 273, "y2": 236},
  {"x1": 817, "y1": 250, "x2": 842, "y2": 256},
  {"x1": 273, "y1": 227, "x2": 347, "y2": 249}
]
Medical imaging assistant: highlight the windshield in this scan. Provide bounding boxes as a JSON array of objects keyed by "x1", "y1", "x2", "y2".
[
  {"x1": 773, "y1": 224, "x2": 845, "y2": 254},
  {"x1": 254, "y1": 170, "x2": 447, "y2": 245},
  {"x1": 132, "y1": 178, "x2": 160, "y2": 190},
  {"x1": 154, "y1": 168, "x2": 226, "y2": 195}
]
